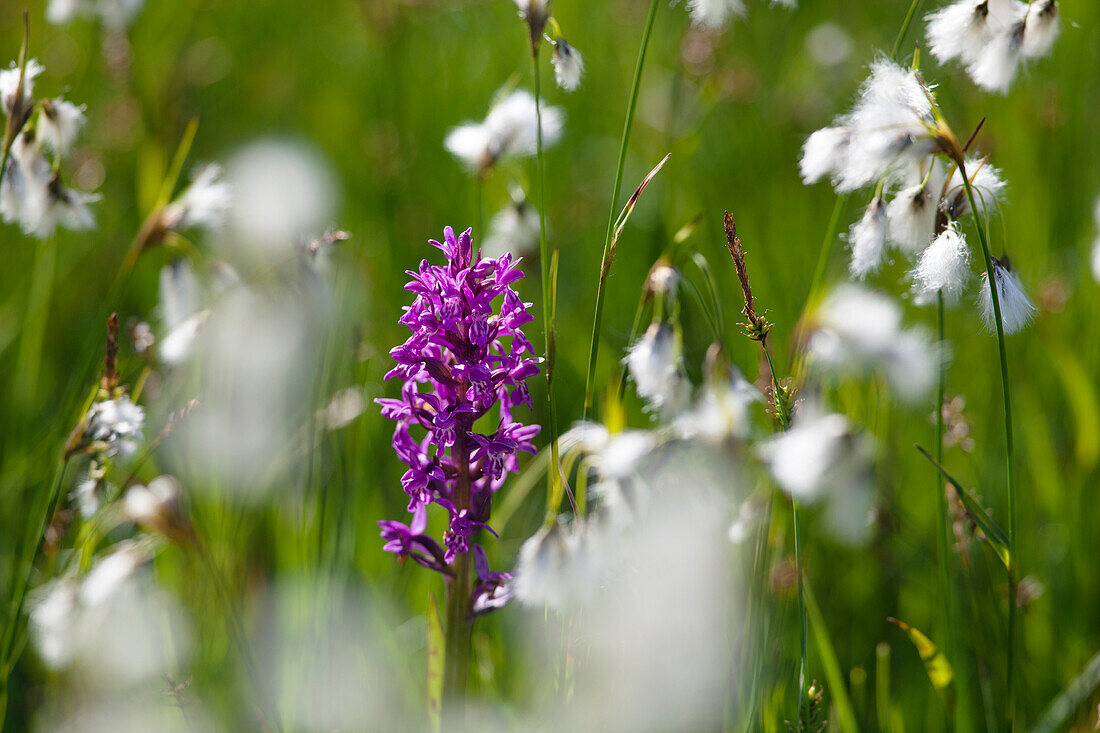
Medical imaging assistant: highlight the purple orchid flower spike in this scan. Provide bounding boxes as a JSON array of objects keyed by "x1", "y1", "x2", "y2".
[
  {"x1": 375, "y1": 226, "x2": 540, "y2": 617},
  {"x1": 471, "y1": 544, "x2": 514, "y2": 617}
]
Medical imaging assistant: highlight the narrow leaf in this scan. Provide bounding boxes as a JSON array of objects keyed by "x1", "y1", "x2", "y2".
[
  {"x1": 612, "y1": 153, "x2": 670, "y2": 243},
  {"x1": 426, "y1": 594, "x2": 444, "y2": 733},
  {"x1": 887, "y1": 617, "x2": 954, "y2": 692},
  {"x1": 1032, "y1": 647, "x2": 1100, "y2": 733},
  {"x1": 915, "y1": 445, "x2": 1011, "y2": 570}
]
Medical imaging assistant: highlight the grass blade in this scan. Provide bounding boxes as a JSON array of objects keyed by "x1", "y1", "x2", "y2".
[
  {"x1": 915, "y1": 445, "x2": 1011, "y2": 571},
  {"x1": 887, "y1": 617, "x2": 954, "y2": 694}
]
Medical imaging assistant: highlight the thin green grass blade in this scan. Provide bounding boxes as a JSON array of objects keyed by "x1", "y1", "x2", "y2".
[
  {"x1": 887, "y1": 617, "x2": 954, "y2": 694},
  {"x1": 916, "y1": 445, "x2": 1011, "y2": 571}
]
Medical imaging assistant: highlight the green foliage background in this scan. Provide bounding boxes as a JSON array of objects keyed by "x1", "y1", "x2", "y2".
[{"x1": 1, "y1": 0, "x2": 1099, "y2": 729}]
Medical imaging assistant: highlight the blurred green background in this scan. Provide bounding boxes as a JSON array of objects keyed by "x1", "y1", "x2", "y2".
[{"x1": 1, "y1": 0, "x2": 1099, "y2": 729}]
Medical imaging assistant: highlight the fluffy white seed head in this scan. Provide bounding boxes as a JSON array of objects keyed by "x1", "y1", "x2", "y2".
[
  {"x1": 624, "y1": 322, "x2": 690, "y2": 417},
  {"x1": 552, "y1": 40, "x2": 584, "y2": 92},
  {"x1": 967, "y1": 17, "x2": 1026, "y2": 94},
  {"x1": 481, "y1": 197, "x2": 540, "y2": 259},
  {"x1": 38, "y1": 98, "x2": 86, "y2": 156},
  {"x1": 1022, "y1": 0, "x2": 1060, "y2": 59},
  {"x1": 685, "y1": 0, "x2": 747, "y2": 30},
  {"x1": 0, "y1": 58, "x2": 43, "y2": 117},
  {"x1": 912, "y1": 221, "x2": 971, "y2": 303},
  {"x1": 444, "y1": 90, "x2": 563, "y2": 175},
  {"x1": 943, "y1": 156, "x2": 1007, "y2": 220},
  {"x1": 978, "y1": 257, "x2": 1036, "y2": 334},
  {"x1": 848, "y1": 195, "x2": 888, "y2": 279},
  {"x1": 887, "y1": 182, "x2": 939, "y2": 255},
  {"x1": 164, "y1": 163, "x2": 232, "y2": 232},
  {"x1": 799, "y1": 126, "x2": 850, "y2": 185},
  {"x1": 808, "y1": 285, "x2": 937, "y2": 403}
]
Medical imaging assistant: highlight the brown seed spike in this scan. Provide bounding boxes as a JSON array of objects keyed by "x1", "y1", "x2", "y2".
[
  {"x1": 723, "y1": 212, "x2": 772, "y2": 344},
  {"x1": 102, "y1": 312, "x2": 120, "y2": 393}
]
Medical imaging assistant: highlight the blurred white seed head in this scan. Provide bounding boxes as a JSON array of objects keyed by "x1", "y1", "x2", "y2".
[
  {"x1": 684, "y1": 0, "x2": 747, "y2": 30},
  {"x1": 806, "y1": 22, "x2": 854, "y2": 67},
  {"x1": 942, "y1": 156, "x2": 1006, "y2": 221},
  {"x1": 38, "y1": 98, "x2": 86, "y2": 156},
  {"x1": 0, "y1": 58, "x2": 43, "y2": 117},
  {"x1": 72, "y1": 461, "x2": 108, "y2": 518},
  {"x1": 163, "y1": 163, "x2": 232, "y2": 232},
  {"x1": 84, "y1": 396, "x2": 144, "y2": 459},
  {"x1": 808, "y1": 285, "x2": 938, "y2": 402},
  {"x1": 912, "y1": 221, "x2": 971, "y2": 303},
  {"x1": 47, "y1": 0, "x2": 146, "y2": 29},
  {"x1": 673, "y1": 365, "x2": 760, "y2": 443},
  {"x1": 445, "y1": 90, "x2": 564, "y2": 176},
  {"x1": 848, "y1": 195, "x2": 887, "y2": 279},
  {"x1": 624, "y1": 322, "x2": 690, "y2": 418},
  {"x1": 514, "y1": 519, "x2": 598, "y2": 611},
  {"x1": 967, "y1": 18, "x2": 1026, "y2": 94},
  {"x1": 1021, "y1": 0, "x2": 1060, "y2": 59},
  {"x1": 758, "y1": 402, "x2": 875, "y2": 543},
  {"x1": 481, "y1": 192, "x2": 540, "y2": 259},
  {"x1": 552, "y1": 39, "x2": 584, "y2": 92},
  {"x1": 887, "y1": 180, "x2": 939, "y2": 255},
  {"x1": 978, "y1": 257, "x2": 1036, "y2": 334},
  {"x1": 223, "y1": 139, "x2": 337, "y2": 260},
  {"x1": 158, "y1": 259, "x2": 210, "y2": 365}
]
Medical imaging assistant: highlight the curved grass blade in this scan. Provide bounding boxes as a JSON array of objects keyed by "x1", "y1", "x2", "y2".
[
  {"x1": 887, "y1": 617, "x2": 954, "y2": 694},
  {"x1": 1031, "y1": 647, "x2": 1100, "y2": 733},
  {"x1": 915, "y1": 445, "x2": 1011, "y2": 571}
]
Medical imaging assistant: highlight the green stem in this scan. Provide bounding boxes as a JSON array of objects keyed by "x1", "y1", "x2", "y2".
[
  {"x1": 532, "y1": 45, "x2": 563, "y2": 510},
  {"x1": 792, "y1": 498, "x2": 808, "y2": 723},
  {"x1": 582, "y1": 0, "x2": 660, "y2": 421},
  {"x1": 889, "y1": 0, "x2": 925, "y2": 60},
  {"x1": 11, "y1": 239, "x2": 57, "y2": 417},
  {"x1": 956, "y1": 158, "x2": 1017, "y2": 730},
  {"x1": 934, "y1": 290, "x2": 961, "y2": 727},
  {"x1": 0, "y1": 456, "x2": 68, "y2": 728}
]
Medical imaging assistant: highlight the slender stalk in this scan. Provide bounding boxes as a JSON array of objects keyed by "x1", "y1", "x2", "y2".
[
  {"x1": 956, "y1": 157, "x2": 1017, "y2": 729},
  {"x1": 442, "y1": 428, "x2": 473, "y2": 714},
  {"x1": 582, "y1": 0, "x2": 660, "y2": 420},
  {"x1": 792, "y1": 498, "x2": 808, "y2": 722},
  {"x1": 0, "y1": 456, "x2": 68, "y2": 728},
  {"x1": 889, "y1": 0, "x2": 925, "y2": 60},
  {"x1": 531, "y1": 44, "x2": 563, "y2": 508}
]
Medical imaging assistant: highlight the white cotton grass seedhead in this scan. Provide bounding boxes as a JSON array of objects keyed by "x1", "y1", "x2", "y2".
[
  {"x1": 224, "y1": 139, "x2": 337, "y2": 260},
  {"x1": 912, "y1": 221, "x2": 971, "y2": 303},
  {"x1": 173, "y1": 290, "x2": 319, "y2": 498},
  {"x1": 803, "y1": 59, "x2": 941, "y2": 194},
  {"x1": 757, "y1": 401, "x2": 875, "y2": 543},
  {"x1": 481, "y1": 195, "x2": 540, "y2": 259},
  {"x1": 47, "y1": 0, "x2": 146, "y2": 29},
  {"x1": 0, "y1": 58, "x2": 43, "y2": 117},
  {"x1": 684, "y1": 0, "x2": 747, "y2": 30},
  {"x1": 158, "y1": 259, "x2": 209, "y2": 365},
  {"x1": 942, "y1": 156, "x2": 1007, "y2": 220},
  {"x1": 1021, "y1": 0, "x2": 1060, "y2": 59},
  {"x1": 799, "y1": 126, "x2": 850, "y2": 185},
  {"x1": 624, "y1": 322, "x2": 690, "y2": 418},
  {"x1": 30, "y1": 541, "x2": 191, "y2": 686},
  {"x1": 552, "y1": 39, "x2": 584, "y2": 92},
  {"x1": 558, "y1": 420, "x2": 611, "y2": 456},
  {"x1": 528, "y1": 449, "x2": 742, "y2": 731},
  {"x1": 806, "y1": 22, "x2": 854, "y2": 67},
  {"x1": 967, "y1": 18, "x2": 1027, "y2": 94},
  {"x1": 84, "y1": 395, "x2": 144, "y2": 458},
  {"x1": 926, "y1": 0, "x2": 1000, "y2": 66},
  {"x1": 122, "y1": 475, "x2": 184, "y2": 532},
  {"x1": 887, "y1": 181, "x2": 939, "y2": 255},
  {"x1": 514, "y1": 519, "x2": 601, "y2": 612},
  {"x1": 1, "y1": 134, "x2": 51, "y2": 229},
  {"x1": 163, "y1": 163, "x2": 232, "y2": 232},
  {"x1": 978, "y1": 257, "x2": 1037, "y2": 334},
  {"x1": 808, "y1": 285, "x2": 938, "y2": 403},
  {"x1": 38, "y1": 98, "x2": 86, "y2": 156},
  {"x1": 31, "y1": 179, "x2": 100, "y2": 239},
  {"x1": 673, "y1": 365, "x2": 760, "y2": 443},
  {"x1": 72, "y1": 461, "x2": 108, "y2": 518},
  {"x1": 848, "y1": 195, "x2": 887, "y2": 279},
  {"x1": 444, "y1": 90, "x2": 564, "y2": 175}
]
